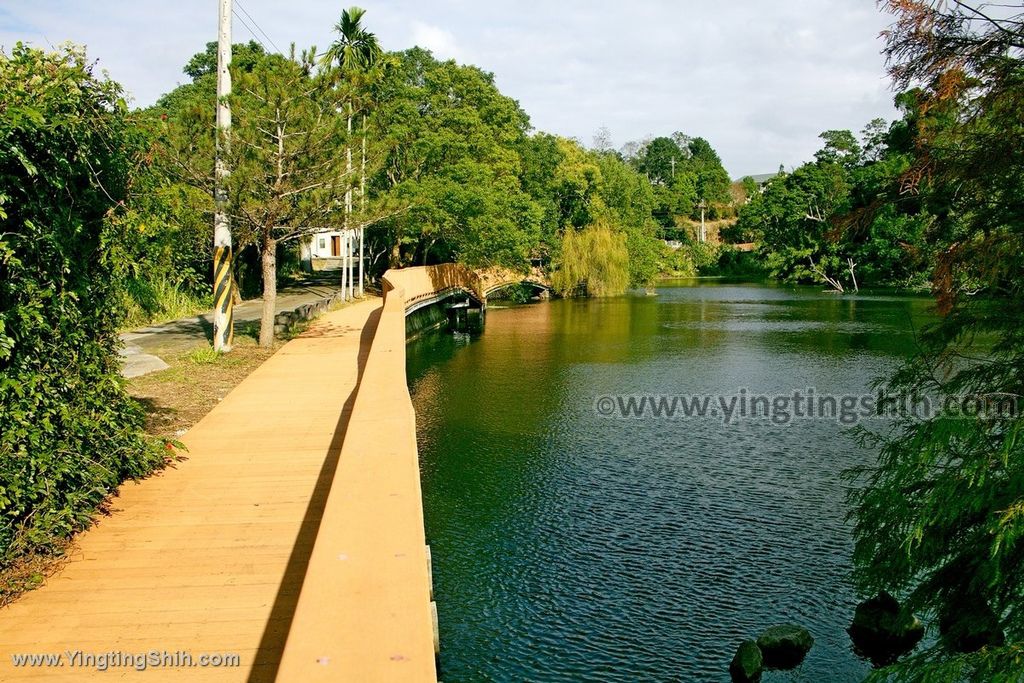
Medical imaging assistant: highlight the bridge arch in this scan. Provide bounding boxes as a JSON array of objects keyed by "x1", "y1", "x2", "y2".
[{"x1": 382, "y1": 264, "x2": 551, "y2": 315}]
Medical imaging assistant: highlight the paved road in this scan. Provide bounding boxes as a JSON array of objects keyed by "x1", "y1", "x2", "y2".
[{"x1": 119, "y1": 274, "x2": 344, "y2": 377}]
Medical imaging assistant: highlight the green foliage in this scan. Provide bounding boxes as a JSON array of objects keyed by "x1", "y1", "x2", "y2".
[
  {"x1": 542, "y1": 138, "x2": 662, "y2": 287},
  {"x1": 633, "y1": 133, "x2": 730, "y2": 226},
  {"x1": 137, "y1": 34, "x2": 742, "y2": 294},
  {"x1": 185, "y1": 347, "x2": 221, "y2": 365},
  {"x1": 226, "y1": 52, "x2": 352, "y2": 245},
  {"x1": 712, "y1": 247, "x2": 767, "y2": 277},
  {"x1": 687, "y1": 136, "x2": 732, "y2": 206},
  {"x1": 0, "y1": 44, "x2": 164, "y2": 571},
  {"x1": 551, "y1": 222, "x2": 630, "y2": 296},
  {"x1": 659, "y1": 246, "x2": 698, "y2": 277},
  {"x1": 658, "y1": 241, "x2": 726, "y2": 278},
  {"x1": 688, "y1": 241, "x2": 720, "y2": 270},
  {"x1": 815, "y1": 129, "x2": 862, "y2": 169},
  {"x1": 183, "y1": 40, "x2": 267, "y2": 80},
  {"x1": 488, "y1": 283, "x2": 535, "y2": 304},
  {"x1": 323, "y1": 7, "x2": 382, "y2": 73},
  {"x1": 740, "y1": 176, "x2": 759, "y2": 199},
  {"x1": 740, "y1": 161, "x2": 851, "y2": 282},
  {"x1": 637, "y1": 136, "x2": 684, "y2": 185},
  {"x1": 370, "y1": 47, "x2": 538, "y2": 269},
  {"x1": 118, "y1": 275, "x2": 211, "y2": 329},
  {"x1": 847, "y1": 3, "x2": 1024, "y2": 680},
  {"x1": 735, "y1": 99, "x2": 943, "y2": 291}
]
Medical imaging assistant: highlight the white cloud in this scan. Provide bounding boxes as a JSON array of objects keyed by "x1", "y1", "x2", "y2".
[
  {"x1": 0, "y1": 0, "x2": 901, "y2": 176},
  {"x1": 410, "y1": 20, "x2": 464, "y2": 62}
]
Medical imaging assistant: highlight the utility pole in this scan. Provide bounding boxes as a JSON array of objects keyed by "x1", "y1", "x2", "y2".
[
  {"x1": 699, "y1": 198, "x2": 707, "y2": 243},
  {"x1": 358, "y1": 226, "x2": 364, "y2": 297},
  {"x1": 346, "y1": 230, "x2": 354, "y2": 300},
  {"x1": 343, "y1": 105, "x2": 353, "y2": 297},
  {"x1": 344, "y1": 231, "x2": 352, "y2": 301},
  {"x1": 212, "y1": 0, "x2": 234, "y2": 352},
  {"x1": 359, "y1": 116, "x2": 366, "y2": 297},
  {"x1": 670, "y1": 156, "x2": 676, "y2": 179}
]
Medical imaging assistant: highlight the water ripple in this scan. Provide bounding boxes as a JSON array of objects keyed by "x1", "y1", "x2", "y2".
[{"x1": 410, "y1": 282, "x2": 933, "y2": 682}]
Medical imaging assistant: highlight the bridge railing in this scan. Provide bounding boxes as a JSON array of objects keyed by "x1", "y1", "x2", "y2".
[
  {"x1": 276, "y1": 273, "x2": 438, "y2": 682},
  {"x1": 382, "y1": 264, "x2": 549, "y2": 311},
  {"x1": 276, "y1": 263, "x2": 548, "y2": 682}
]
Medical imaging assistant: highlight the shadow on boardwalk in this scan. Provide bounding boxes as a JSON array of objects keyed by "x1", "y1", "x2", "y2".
[{"x1": 248, "y1": 305, "x2": 383, "y2": 682}]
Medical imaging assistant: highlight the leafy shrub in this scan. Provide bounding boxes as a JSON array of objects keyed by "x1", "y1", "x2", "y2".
[
  {"x1": 659, "y1": 245, "x2": 698, "y2": 277},
  {"x1": 711, "y1": 247, "x2": 767, "y2": 277},
  {"x1": 0, "y1": 44, "x2": 164, "y2": 574}
]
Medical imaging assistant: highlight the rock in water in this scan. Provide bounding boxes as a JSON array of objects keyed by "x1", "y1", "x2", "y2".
[
  {"x1": 729, "y1": 640, "x2": 763, "y2": 683},
  {"x1": 939, "y1": 593, "x2": 1005, "y2": 654},
  {"x1": 756, "y1": 624, "x2": 814, "y2": 669},
  {"x1": 848, "y1": 592, "x2": 924, "y2": 665}
]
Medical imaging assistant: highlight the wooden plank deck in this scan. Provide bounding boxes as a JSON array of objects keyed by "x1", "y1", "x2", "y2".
[{"x1": 0, "y1": 297, "x2": 426, "y2": 681}]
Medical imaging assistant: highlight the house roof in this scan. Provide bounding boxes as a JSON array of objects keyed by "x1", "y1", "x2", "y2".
[{"x1": 739, "y1": 172, "x2": 780, "y2": 184}]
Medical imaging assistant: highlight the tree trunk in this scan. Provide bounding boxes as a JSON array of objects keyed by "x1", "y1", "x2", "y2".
[
  {"x1": 390, "y1": 240, "x2": 401, "y2": 268},
  {"x1": 345, "y1": 109, "x2": 353, "y2": 227},
  {"x1": 259, "y1": 237, "x2": 277, "y2": 348}
]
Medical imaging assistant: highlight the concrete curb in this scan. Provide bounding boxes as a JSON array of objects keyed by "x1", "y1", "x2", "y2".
[{"x1": 273, "y1": 291, "x2": 351, "y2": 336}]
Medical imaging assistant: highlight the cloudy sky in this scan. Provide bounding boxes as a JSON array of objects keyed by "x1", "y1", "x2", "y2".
[{"x1": 0, "y1": 1, "x2": 899, "y2": 177}]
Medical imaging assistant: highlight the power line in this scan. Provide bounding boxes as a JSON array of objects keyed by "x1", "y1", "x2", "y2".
[
  {"x1": 231, "y1": 8, "x2": 269, "y2": 54},
  {"x1": 235, "y1": 0, "x2": 283, "y2": 55}
]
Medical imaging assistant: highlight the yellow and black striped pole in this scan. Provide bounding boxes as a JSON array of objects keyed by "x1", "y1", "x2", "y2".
[
  {"x1": 213, "y1": 243, "x2": 234, "y2": 350},
  {"x1": 213, "y1": 0, "x2": 233, "y2": 352}
]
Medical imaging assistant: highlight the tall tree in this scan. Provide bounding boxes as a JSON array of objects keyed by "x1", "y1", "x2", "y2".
[
  {"x1": 687, "y1": 136, "x2": 732, "y2": 208},
  {"x1": 229, "y1": 52, "x2": 355, "y2": 345},
  {"x1": 849, "y1": 2, "x2": 1024, "y2": 681},
  {"x1": 637, "y1": 136, "x2": 684, "y2": 185},
  {"x1": 324, "y1": 7, "x2": 383, "y2": 242},
  {"x1": 814, "y1": 129, "x2": 862, "y2": 169},
  {"x1": 368, "y1": 48, "x2": 540, "y2": 270}
]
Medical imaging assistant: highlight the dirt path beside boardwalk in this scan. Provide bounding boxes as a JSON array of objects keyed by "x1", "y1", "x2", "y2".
[{"x1": 119, "y1": 273, "x2": 343, "y2": 378}]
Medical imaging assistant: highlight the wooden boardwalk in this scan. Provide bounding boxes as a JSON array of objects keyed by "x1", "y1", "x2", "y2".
[
  {"x1": 0, "y1": 297, "x2": 435, "y2": 682},
  {"x1": 0, "y1": 264, "x2": 546, "y2": 682}
]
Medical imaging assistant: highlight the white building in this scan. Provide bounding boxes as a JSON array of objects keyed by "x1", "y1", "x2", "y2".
[{"x1": 301, "y1": 228, "x2": 356, "y2": 272}]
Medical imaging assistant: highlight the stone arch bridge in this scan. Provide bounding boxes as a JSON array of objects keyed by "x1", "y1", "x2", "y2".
[{"x1": 382, "y1": 263, "x2": 550, "y2": 315}]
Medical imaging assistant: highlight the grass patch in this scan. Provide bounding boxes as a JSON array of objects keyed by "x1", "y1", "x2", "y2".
[
  {"x1": 128, "y1": 337, "x2": 279, "y2": 437},
  {"x1": 119, "y1": 276, "x2": 211, "y2": 330},
  {"x1": 184, "y1": 347, "x2": 222, "y2": 365},
  {"x1": 0, "y1": 551, "x2": 62, "y2": 608}
]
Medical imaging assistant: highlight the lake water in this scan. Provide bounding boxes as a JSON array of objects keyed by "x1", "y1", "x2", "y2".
[{"x1": 407, "y1": 279, "x2": 934, "y2": 682}]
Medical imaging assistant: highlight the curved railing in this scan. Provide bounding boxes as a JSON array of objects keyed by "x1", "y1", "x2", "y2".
[
  {"x1": 276, "y1": 275, "x2": 437, "y2": 682},
  {"x1": 382, "y1": 264, "x2": 550, "y2": 312}
]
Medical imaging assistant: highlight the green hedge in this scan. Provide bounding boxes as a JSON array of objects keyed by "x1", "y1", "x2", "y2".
[{"x1": 0, "y1": 44, "x2": 164, "y2": 571}]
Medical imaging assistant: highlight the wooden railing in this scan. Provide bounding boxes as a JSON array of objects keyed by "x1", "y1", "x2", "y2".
[
  {"x1": 276, "y1": 274, "x2": 437, "y2": 682},
  {"x1": 276, "y1": 264, "x2": 548, "y2": 682}
]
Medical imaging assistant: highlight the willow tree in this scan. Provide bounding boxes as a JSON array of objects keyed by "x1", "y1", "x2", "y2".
[{"x1": 552, "y1": 221, "x2": 630, "y2": 297}]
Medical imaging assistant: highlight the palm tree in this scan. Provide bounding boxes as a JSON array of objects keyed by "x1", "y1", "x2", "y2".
[{"x1": 324, "y1": 7, "x2": 382, "y2": 296}]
